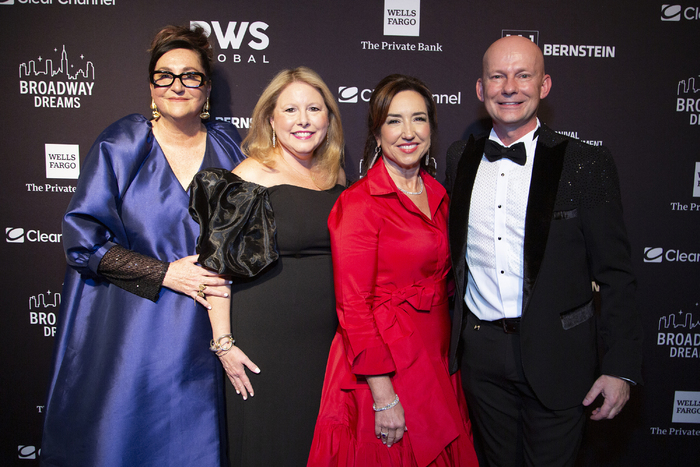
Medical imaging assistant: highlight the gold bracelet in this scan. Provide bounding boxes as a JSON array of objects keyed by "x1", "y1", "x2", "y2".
[{"x1": 209, "y1": 333, "x2": 235, "y2": 356}]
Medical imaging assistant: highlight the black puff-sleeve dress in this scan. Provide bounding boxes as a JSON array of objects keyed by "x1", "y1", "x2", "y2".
[{"x1": 190, "y1": 169, "x2": 343, "y2": 467}]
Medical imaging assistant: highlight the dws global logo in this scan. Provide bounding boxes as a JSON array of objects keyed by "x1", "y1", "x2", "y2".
[
  {"x1": 191, "y1": 21, "x2": 270, "y2": 64},
  {"x1": 6, "y1": 227, "x2": 62, "y2": 244},
  {"x1": 19, "y1": 45, "x2": 95, "y2": 109},
  {"x1": 644, "y1": 247, "x2": 700, "y2": 262},
  {"x1": 384, "y1": 0, "x2": 420, "y2": 36},
  {"x1": 661, "y1": 4, "x2": 700, "y2": 21}
]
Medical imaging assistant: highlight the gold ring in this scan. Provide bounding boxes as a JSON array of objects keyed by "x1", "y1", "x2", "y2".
[
  {"x1": 197, "y1": 291, "x2": 206, "y2": 298},
  {"x1": 198, "y1": 284, "x2": 207, "y2": 292}
]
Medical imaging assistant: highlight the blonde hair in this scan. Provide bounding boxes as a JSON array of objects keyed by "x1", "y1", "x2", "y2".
[{"x1": 242, "y1": 67, "x2": 344, "y2": 189}]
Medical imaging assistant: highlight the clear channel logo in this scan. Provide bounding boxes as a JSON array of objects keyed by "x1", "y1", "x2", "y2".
[
  {"x1": 662, "y1": 4, "x2": 700, "y2": 21},
  {"x1": 6, "y1": 227, "x2": 62, "y2": 244},
  {"x1": 644, "y1": 247, "x2": 700, "y2": 263},
  {"x1": 338, "y1": 86, "x2": 462, "y2": 105},
  {"x1": 18, "y1": 445, "x2": 39, "y2": 460},
  {"x1": 19, "y1": 45, "x2": 95, "y2": 109}
]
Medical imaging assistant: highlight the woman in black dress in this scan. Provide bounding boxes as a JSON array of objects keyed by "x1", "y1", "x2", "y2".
[{"x1": 190, "y1": 67, "x2": 345, "y2": 466}]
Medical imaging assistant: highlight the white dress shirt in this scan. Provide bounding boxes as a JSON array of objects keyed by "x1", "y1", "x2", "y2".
[{"x1": 464, "y1": 123, "x2": 540, "y2": 321}]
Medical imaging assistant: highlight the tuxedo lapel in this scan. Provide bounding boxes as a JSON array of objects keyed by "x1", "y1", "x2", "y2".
[{"x1": 522, "y1": 126, "x2": 567, "y2": 315}]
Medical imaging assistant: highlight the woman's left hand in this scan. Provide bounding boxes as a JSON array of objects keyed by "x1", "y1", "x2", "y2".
[
  {"x1": 375, "y1": 402, "x2": 406, "y2": 447},
  {"x1": 162, "y1": 254, "x2": 230, "y2": 308}
]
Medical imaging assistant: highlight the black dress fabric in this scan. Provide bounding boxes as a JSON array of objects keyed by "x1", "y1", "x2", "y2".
[
  {"x1": 192, "y1": 171, "x2": 343, "y2": 466},
  {"x1": 190, "y1": 169, "x2": 279, "y2": 277}
]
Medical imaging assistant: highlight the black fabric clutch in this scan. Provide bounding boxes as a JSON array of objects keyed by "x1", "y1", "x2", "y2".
[{"x1": 189, "y1": 168, "x2": 278, "y2": 277}]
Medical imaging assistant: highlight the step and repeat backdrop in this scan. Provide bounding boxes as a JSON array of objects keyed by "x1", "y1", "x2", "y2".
[{"x1": 0, "y1": 1, "x2": 698, "y2": 465}]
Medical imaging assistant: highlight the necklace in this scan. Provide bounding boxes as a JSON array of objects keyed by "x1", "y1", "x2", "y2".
[
  {"x1": 397, "y1": 176, "x2": 424, "y2": 195},
  {"x1": 280, "y1": 153, "x2": 319, "y2": 188}
]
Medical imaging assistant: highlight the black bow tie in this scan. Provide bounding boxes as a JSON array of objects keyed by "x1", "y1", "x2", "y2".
[{"x1": 483, "y1": 140, "x2": 527, "y2": 166}]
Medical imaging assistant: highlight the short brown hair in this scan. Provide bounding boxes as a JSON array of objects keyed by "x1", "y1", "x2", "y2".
[{"x1": 148, "y1": 25, "x2": 214, "y2": 79}]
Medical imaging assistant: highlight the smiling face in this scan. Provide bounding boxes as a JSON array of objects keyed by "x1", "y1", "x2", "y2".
[
  {"x1": 270, "y1": 81, "x2": 330, "y2": 162},
  {"x1": 376, "y1": 90, "x2": 431, "y2": 173},
  {"x1": 477, "y1": 36, "x2": 551, "y2": 144},
  {"x1": 150, "y1": 48, "x2": 210, "y2": 122}
]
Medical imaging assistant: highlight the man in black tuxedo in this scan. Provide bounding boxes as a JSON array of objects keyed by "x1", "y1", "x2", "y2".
[{"x1": 445, "y1": 35, "x2": 642, "y2": 466}]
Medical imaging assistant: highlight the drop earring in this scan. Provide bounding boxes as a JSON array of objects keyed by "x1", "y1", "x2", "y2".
[
  {"x1": 200, "y1": 98, "x2": 210, "y2": 119},
  {"x1": 151, "y1": 99, "x2": 160, "y2": 120}
]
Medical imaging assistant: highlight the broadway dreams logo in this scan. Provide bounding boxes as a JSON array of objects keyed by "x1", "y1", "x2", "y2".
[
  {"x1": 657, "y1": 310, "x2": 700, "y2": 358},
  {"x1": 19, "y1": 45, "x2": 95, "y2": 109}
]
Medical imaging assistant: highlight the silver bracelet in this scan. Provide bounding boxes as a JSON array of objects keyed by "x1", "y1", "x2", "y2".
[
  {"x1": 209, "y1": 333, "x2": 235, "y2": 356},
  {"x1": 373, "y1": 394, "x2": 399, "y2": 412}
]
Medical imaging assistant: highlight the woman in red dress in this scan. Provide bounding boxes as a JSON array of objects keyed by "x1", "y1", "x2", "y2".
[{"x1": 308, "y1": 75, "x2": 478, "y2": 466}]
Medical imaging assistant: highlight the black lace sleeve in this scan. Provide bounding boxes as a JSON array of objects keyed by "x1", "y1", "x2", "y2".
[
  {"x1": 189, "y1": 168, "x2": 278, "y2": 277},
  {"x1": 97, "y1": 244, "x2": 169, "y2": 302}
]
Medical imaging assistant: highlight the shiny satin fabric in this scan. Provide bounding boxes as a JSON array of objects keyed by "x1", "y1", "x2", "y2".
[
  {"x1": 189, "y1": 169, "x2": 278, "y2": 277},
  {"x1": 41, "y1": 114, "x2": 245, "y2": 467}
]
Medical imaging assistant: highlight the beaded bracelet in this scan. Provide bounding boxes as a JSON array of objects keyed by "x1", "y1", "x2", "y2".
[
  {"x1": 209, "y1": 333, "x2": 235, "y2": 356},
  {"x1": 373, "y1": 394, "x2": 399, "y2": 412}
]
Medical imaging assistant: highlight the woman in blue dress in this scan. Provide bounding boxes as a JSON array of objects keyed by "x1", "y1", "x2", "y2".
[{"x1": 41, "y1": 25, "x2": 245, "y2": 467}]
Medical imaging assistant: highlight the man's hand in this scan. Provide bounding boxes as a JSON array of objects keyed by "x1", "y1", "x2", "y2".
[{"x1": 582, "y1": 375, "x2": 630, "y2": 420}]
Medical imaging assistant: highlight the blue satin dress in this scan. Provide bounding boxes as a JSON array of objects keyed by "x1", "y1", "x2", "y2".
[{"x1": 41, "y1": 114, "x2": 245, "y2": 467}]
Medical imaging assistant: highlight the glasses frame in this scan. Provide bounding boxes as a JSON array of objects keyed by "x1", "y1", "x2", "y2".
[{"x1": 150, "y1": 71, "x2": 208, "y2": 88}]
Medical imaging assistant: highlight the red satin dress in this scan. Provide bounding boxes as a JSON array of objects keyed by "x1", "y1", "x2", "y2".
[{"x1": 308, "y1": 160, "x2": 478, "y2": 467}]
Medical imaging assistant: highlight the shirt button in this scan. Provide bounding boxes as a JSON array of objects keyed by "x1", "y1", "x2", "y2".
[
  {"x1": 498, "y1": 237, "x2": 502, "y2": 240},
  {"x1": 501, "y1": 173, "x2": 505, "y2": 176},
  {"x1": 500, "y1": 270, "x2": 505, "y2": 274},
  {"x1": 498, "y1": 205, "x2": 502, "y2": 208}
]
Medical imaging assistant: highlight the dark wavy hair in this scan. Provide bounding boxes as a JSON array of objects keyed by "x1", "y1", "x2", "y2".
[{"x1": 360, "y1": 74, "x2": 438, "y2": 177}]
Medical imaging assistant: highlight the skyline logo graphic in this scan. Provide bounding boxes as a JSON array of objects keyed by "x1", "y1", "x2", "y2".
[{"x1": 19, "y1": 45, "x2": 95, "y2": 109}]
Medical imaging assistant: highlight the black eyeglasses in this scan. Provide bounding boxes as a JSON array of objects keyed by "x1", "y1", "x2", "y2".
[{"x1": 150, "y1": 71, "x2": 208, "y2": 88}]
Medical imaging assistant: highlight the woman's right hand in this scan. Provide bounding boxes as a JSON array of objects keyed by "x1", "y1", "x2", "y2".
[{"x1": 218, "y1": 346, "x2": 261, "y2": 400}]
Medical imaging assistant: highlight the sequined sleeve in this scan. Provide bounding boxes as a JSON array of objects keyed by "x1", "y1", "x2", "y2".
[
  {"x1": 97, "y1": 244, "x2": 169, "y2": 302},
  {"x1": 189, "y1": 168, "x2": 278, "y2": 277}
]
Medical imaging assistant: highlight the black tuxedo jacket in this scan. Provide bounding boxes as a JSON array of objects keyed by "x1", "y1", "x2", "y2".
[{"x1": 445, "y1": 125, "x2": 643, "y2": 410}]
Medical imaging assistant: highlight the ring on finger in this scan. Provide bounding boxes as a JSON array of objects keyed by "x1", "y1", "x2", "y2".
[
  {"x1": 197, "y1": 291, "x2": 206, "y2": 298},
  {"x1": 199, "y1": 284, "x2": 207, "y2": 292},
  {"x1": 380, "y1": 432, "x2": 388, "y2": 438}
]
